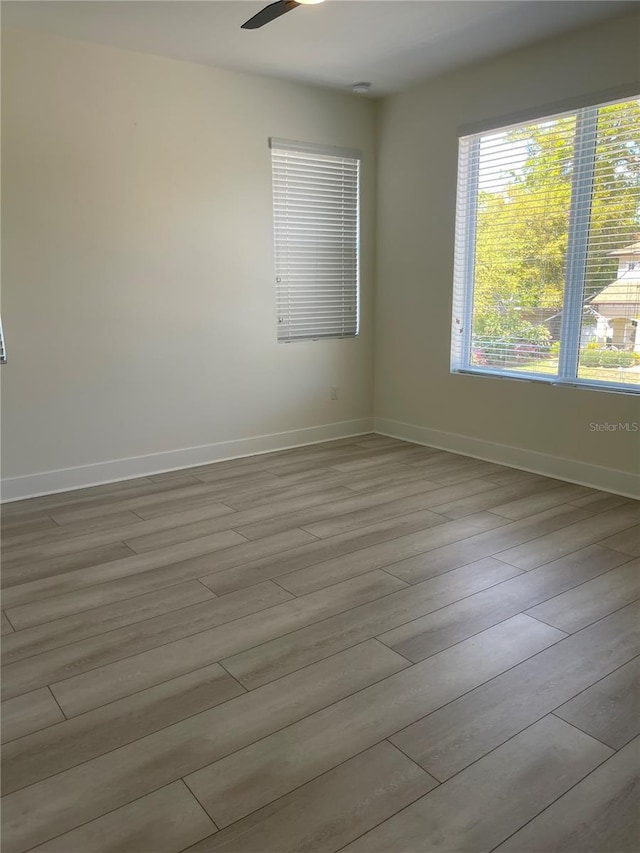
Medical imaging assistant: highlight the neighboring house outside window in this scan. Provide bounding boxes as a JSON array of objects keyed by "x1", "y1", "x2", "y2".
[
  {"x1": 270, "y1": 138, "x2": 361, "y2": 343},
  {"x1": 451, "y1": 96, "x2": 640, "y2": 392},
  {"x1": 590, "y1": 243, "x2": 640, "y2": 351}
]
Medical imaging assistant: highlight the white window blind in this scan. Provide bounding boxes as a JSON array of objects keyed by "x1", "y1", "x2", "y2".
[
  {"x1": 270, "y1": 138, "x2": 361, "y2": 342},
  {"x1": 451, "y1": 95, "x2": 640, "y2": 393},
  {"x1": 0, "y1": 316, "x2": 6, "y2": 365}
]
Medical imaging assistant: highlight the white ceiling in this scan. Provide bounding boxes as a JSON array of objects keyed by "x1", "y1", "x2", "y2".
[{"x1": 2, "y1": 0, "x2": 635, "y2": 97}]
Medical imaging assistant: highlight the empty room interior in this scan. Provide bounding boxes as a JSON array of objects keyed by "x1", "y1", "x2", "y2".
[{"x1": 1, "y1": 1, "x2": 640, "y2": 851}]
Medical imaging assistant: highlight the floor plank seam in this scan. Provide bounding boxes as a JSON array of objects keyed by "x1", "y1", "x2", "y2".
[
  {"x1": 548, "y1": 711, "x2": 619, "y2": 752},
  {"x1": 378, "y1": 568, "x2": 411, "y2": 588},
  {"x1": 595, "y1": 541, "x2": 638, "y2": 558},
  {"x1": 3, "y1": 569, "x2": 211, "y2": 626},
  {"x1": 19, "y1": 778, "x2": 199, "y2": 852},
  {"x1": 524, "y1": 568, "x2": 640, "y2": 632},
  {"x1": 520, "y1": 611, "x2": 571, "y2": 633},
  {"x1": 541, "y1": 596, "x2": 640, "y2": 637},
  {"x1": 492, "y1": 528, "x2": 637, "y2": 571},
  {"x1": 385, "y1": 629, "x2": 591, "y2": 750},
  {"x1": 3, "y1": 536, "x2": 140, "y2": 571},
  {"x1": 373, "y1": 638, "x2": 415, "y2": 663},
  {"x1": 194, "y1": 577, "x2": 219, "y2": 596},
  {"x1": 482, "y1": 741, "x2": 619, "y2": 853},
  {"x1": 262, "y1": 514, "x2": 510, "y2": 590},
  {"x1": 383, "y1": 737, "x2": 443, "y2": 782},
  {"x1": 181, "y1": 777, "x2": 220, "y2": 832},
  {"x1": 376, "y1": 607, "x2": 570, "y2": 668},
  {"x1": 194, "y1": 734, "x2": 436, "y2": 838},
  {"x1": 2, "y1": 715, "x2": 67, "y2": 747},
  {"x1": 46, "y1": 685, "x2": 68, "y2": 721},
  {"x1": 328, "y1": 761, "x2": 445, "y2": 853},
  {"x1": 2, "y1": 610, "x2": 18, "y2": 632},
  {"x1": 295, "y1": 526, "x2": 323, "y2": 540},
  {"x1": 493, "y1": 546, "x2": 635, "y2": 575},
  {"x1": 548, "y1": 652, "x2": 640, "y2": 717},
  {"x1": 2, "y1": 580, "x2": 240, "y2": 664},
  {"x1": 3, "y1": 479, "x2": 207, "y2": 523},
  {"x1": 420, "y1": 710, "x2": 614, "y2": 791},
  {"x1": 362, "y1": 564, "x2": 569, "y2": 646},
  {"x1": 216, "y1": 660, "x2": 249, "y2": 695},
  {"x1": 193, "y1": 521, "x2": 407, "y2": 585},
  {"x1": 267, "y1": 575, "x2": 298, "y2": 597}
]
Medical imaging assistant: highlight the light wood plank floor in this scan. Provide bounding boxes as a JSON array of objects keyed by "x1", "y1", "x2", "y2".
[{"x1": 1, "y1": 435, "x2": 639, "y2": 853}]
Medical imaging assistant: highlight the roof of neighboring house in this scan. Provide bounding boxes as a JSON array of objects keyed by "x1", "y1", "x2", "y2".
[
  {"x1": 608, "y1": 241, "x2": 640, "y2": 257},
  {"x1": 590, "y1": 277, "x2": 640, "y2": 310}
]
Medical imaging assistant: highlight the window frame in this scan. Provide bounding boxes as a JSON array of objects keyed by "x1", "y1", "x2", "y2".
[
  {"x1": 450, "y1": 94, "x2": 640, "y2": 395},
  {"x1": 269, "y1": 137, "x2": 362, "y2": 344}
]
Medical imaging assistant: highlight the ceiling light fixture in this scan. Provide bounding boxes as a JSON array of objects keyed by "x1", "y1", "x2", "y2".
[
  {"x1": 241, "y1": 0, "x2": 325, "y2": 30},
  {"x1": 352, "y1": 82, "x2": 371, "y2": 95}
]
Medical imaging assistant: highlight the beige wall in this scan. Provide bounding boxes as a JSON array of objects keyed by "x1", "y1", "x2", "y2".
[
  {"x1": 375, "y1": 11, "x2": 640, "y2": 485},
  {"x1": 1, "y1": 28, "x2": 376, "y2": 489}
]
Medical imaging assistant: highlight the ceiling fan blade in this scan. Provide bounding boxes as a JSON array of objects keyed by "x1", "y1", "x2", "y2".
[{"x1": 241, "y1": 0, "x2": 299, "y2": 30}]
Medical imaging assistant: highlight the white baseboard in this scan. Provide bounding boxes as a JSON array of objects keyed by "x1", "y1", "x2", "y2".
[
  {"x1": 4, "y1": 415, "x2": 636, "y2": 503},
  {"x1": 374, "y1": 417, "x2": 640, "y2": 499},
  {"x1": 1, "y1": 418, "x2": 374, "y2": 502}
]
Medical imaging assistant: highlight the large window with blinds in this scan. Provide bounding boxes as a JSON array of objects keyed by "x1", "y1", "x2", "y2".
[
  {"x1": 451, "y1": 95, "x2": 640, "y2": 392},
  {"x1": 270, "y1": 138, "x2": 361, "y2": 342}
]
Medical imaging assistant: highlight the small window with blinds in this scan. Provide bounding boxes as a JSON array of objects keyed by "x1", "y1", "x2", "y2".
[
  {"x1": 0, "y1": 316, "x2": 6, "y2": 365},
  {"x1": 270, "y1": 138, "x2": 361, "y2": 342},
  {"x1": 451, "y1": 95, "x2": 640, "y2": 393}
]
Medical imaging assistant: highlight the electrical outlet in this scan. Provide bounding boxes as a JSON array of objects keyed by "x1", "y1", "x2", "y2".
[{"x1": 330, "y1": 385, "x2": 339, "y2": 400}]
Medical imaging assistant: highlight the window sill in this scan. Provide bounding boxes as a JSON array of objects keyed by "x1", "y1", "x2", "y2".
[{"x1": 451, "y1": 367, "x2": 640, "y2": 396}]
